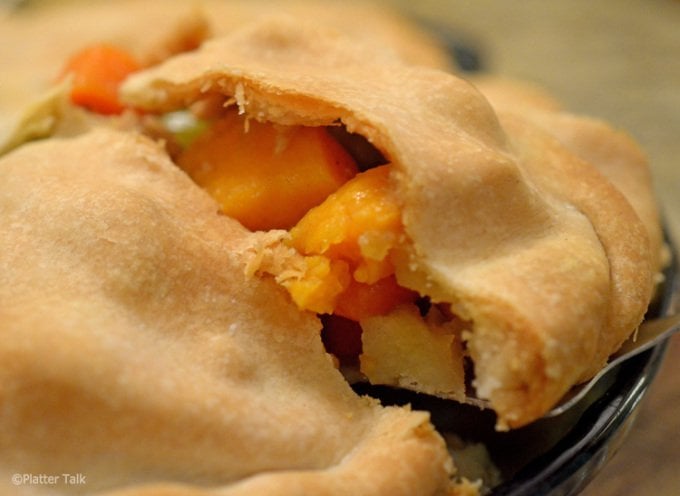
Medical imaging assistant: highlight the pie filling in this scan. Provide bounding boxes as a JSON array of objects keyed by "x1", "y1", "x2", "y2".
[
  {"x1": 57, "y1": 46, "x2": 470, "y2": 402},
  {"x1": 167, "y1": 107, "x2": 469, "y2": 400}
]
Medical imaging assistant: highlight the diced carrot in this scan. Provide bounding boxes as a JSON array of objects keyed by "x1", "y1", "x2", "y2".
[
  {"x1": 59, "y1": 43, "x2": 141, "y2": 115},
  {"x1": 176, "y1": 110, "x2": 359, "y2": 231},
  {"x1": 333, "y1": 275, "x2": 418, "y2": 322}
]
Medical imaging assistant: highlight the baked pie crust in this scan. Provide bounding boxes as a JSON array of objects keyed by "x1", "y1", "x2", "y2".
[{"x1": 0, "y1": 2, "x2": 663, "y2": 494}]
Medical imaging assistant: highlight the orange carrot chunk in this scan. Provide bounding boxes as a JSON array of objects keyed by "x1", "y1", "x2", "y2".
[
  {"x1": 60, "y1": 43, "x2": 141, "y2": 115},
  {"x1": 177, "y1": 110, "x2": 359, "y2": 231}
]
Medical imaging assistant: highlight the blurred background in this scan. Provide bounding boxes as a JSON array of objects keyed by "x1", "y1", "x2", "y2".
[{"x1": 391, "y1": 1, "x2": 680, "y2": 494}]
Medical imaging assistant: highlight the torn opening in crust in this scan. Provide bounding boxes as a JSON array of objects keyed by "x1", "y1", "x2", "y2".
[{"x1": 145, "y1": 101, "x2": 474, "y2": 404}]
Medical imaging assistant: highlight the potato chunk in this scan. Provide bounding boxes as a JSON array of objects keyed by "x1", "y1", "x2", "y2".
[{"x1": 360, "y1": 304, "x2": 466, "y2": 399}]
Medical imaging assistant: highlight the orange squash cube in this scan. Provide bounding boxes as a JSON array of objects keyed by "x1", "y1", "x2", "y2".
[
  {"x1": 177, "y1": 110, "x2": 359, "y2": 231},
  {"x1": 289, "y1": 165, "x2": 402, "y2": 282},
  {"x1": 286, "y1": 165, "x2": 417, "y2": 319}
]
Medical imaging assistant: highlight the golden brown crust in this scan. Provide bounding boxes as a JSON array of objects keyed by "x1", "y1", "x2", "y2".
[
  {"x1": 0, "y1": 128, "x2": 456, "y2": 495},
  {"x1": 121, "y1": 17, "x2": 655, "y2": 428},
  {"x1": 532, "y1": 114, "x2": 664, "y2": 275},
  {"x1": 473, "y1": 76, "x2": 664, "y2": 276},
  {"x1": 472, "y1": 78, "x2": 663, "y2": 381}
]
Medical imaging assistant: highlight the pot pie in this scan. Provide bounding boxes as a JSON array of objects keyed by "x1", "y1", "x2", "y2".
[
  {"x1": 117, "y1": 16, "x2": 661, "y2": 428},
  {"x1": 0, "y1": 2, "x2": 664, "y2": 495}
]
